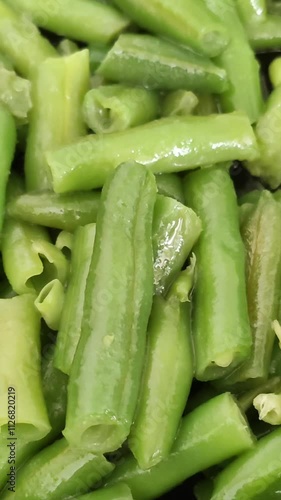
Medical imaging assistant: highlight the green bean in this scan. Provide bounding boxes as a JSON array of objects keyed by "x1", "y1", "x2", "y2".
[
  {"x1": 46, "y1": 113, "x2": 259, "y2": 193},
  {"x1": 97, "y1": 34, "x2": 228, "y2": 94},
  {"x1": 7, "y1": 190, "x2": 101, "y2": 231},
  {"x1": 220, "y1": 192, "x2": 281, "y2": 387},
  {"x1": 105, "y1": 393, "x2": 255, "y2": 500},
  {"x1": 195, "y1": 94, "x2": 218, "y2": 115},
  {"x1": 2, "y1": 220, "x2": 69, "y2": 294},
  {"x1": 54, "y1": 224, "x2": 96, "y2": 375},
  {"x1": 155, "y1": 174, "x2": 185, "y2": 203},
  {"x1": 247, "y1": 15, "x2": 281, "y2": 51},
  {"x1": 0, "y1": 105, "x2": 16, "y2": 235},
  {"x1": 236, "y1": 0, "x2": 267, "y2": 24},
  {"x1": 64, "y1": 162, "x2": 156, "y2": 453},
  {"x1": 6, "y1": 0, "x2": 130, "y2": 44},
  {"x1": 0, "y1": 1, "x2": 56, "y2": 78},
  {"x1": 184, "y1": 167, "x2": 252, "y2": 381},
  {"x1": 211, "y1": 427, "x2": 281, "y2": 499},
  {"x1": 0, "y1": 51, "x2": 14, "y2": 70},
  {"x1": 89, "y1": 43, "x2": 111, "y2": 73},
  {"x1": 254, "y1": 392, "x2": 281, "y2": 425},
  {"x1": 194, "y1": 479, "x2": 214, "y2": 500},
  {"x1": 162, "y1": 90, "x2": 199, "y2": 117},
  {"x1": 57, "y1": 39, "x2": 79, "y2": 56},
  {"x1": 153, "y1": 195, "x2": 201, "y2": 296},
  {"x1": 35, "y1": 279, "x2": 65, "y2": 331},
  {"x1": 1, "y1": 438, "x2": 115, "y2": 500},
  {"x1": 25, "y1": 49, "x2": 89, "y2": 191},
  {"x1": 238, "y1": 376, "x2": 281, "y2": 412},
  {"x1": 128, "y1": 262, "x2": 195, "y2": 469},
  {"x1": 0, "y1": 66, "x2": 31, "y2": 119},
  {"x1": 113, "y1": 0, "x2": 229, "y2": 57},
  {"x1": 0, "y1": 294, "x2": 51, "y2": 441},
  {"x1": 55, "y1": 230, "x2": 73, "y2": 256},
  {"x1": 205, "y1": 0, "x2": 264, "y2": 124},
  {"x1": 83, "y1": 85, "x2": 160, "y2": 134}
]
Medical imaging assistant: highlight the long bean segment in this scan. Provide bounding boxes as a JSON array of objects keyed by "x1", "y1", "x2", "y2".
[
  {"x1": 35, "y1": 279, "x2": 65, "y2": 331},
  {"x1": 184, "y1": 167, "x2": 252, "y2": 381},
  {"x1": 55, "y1": 224, "x2": 96, "y2": 375},
  {"x1": 6, "y1": 0, "x2": 130, "y2": 44},
  {"x1": 105, "y1": 393, "x2": 255, "y2": 500},
  {"x1": 128, "y1": 263, "x2": 195, "y2": 469},
  {"x1": 113, "y1": 0, "x2": 229, "y2": 57},
  {"x1": 236, "y1": 0, "x2": 267, "y2": 24},
  {"x1": 247, "y1": 15, "x2": 281, "y2": 51},
  {"x1": 162, "y1": 90, "x2": 199, "y2": 117},
  {"x1": 83, "y1": 85, "x2": 159, "y2": 134},
  {"x1": 155, "y1": 174, "x2": 185, "y2": 204},
  {"x1": 46, "y1": 113, "x2": 259, "y2": 193},
  {"x1": 64, "y1": 162, "x2": 156, "y2": 452},
  {"x1": 1, "y1": 438, "x2": 114, "y2": 500},
  {"x1": 97, "y1": 34, "x2": 228, "y2": 94},
  {"x1": 0, "y1": 1, "x2": 56, "y2": 78},
  {"x1": 25, "y1": 49, "x2": 89, "y2": 191},
  {"x1": 205, "y1": 0, "x2": 264, "y2": 124},
  {"x1": 247, "y1": 85, "x2": 281, "y2": 188},
  {"x1": 0, "y1": 66, "x2": 31, "y2": 119},
  {"x1": 7, "y1": 190, "x2": 101, "y2": 231},
  {"x1": 0, "y1": 295, "x2": 50, "y2": 441},
  {"x1": 153, "y1": 195, "x2": 201, "y2": 296},
  {"x1": 211, "y1": 427, "x2": 281, "y2": 499},
  {"x1": 222, "y1": 191, "x2": 281, "y2": 387},
  {"x1": 0, "y1": 105, "x2": 16, "y2": 235},
  {"x1": 2, "y1": 220, "x2": 68, "y2": 295}
]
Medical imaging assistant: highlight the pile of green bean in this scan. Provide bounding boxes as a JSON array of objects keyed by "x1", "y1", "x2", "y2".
[{"x1": 2, "y1": 0, "x2": 281, "y2": 498}]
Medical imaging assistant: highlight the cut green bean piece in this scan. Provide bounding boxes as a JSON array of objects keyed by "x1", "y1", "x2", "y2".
[
  {"x1": 162, "y1": 90, "x2": 199, "y2": 117},
  {"x1": 57, "y1": 39, "x2": 79, "y2": 56},
  {"x1": 105, "y1": 393, "x2": 255, "y2": 500},
  {"x1": 129, "y1": 263, "x2": 194, "y2": 469},
  {"x1": 153, "y1": 195, "x2": 201, "y2": 296},
  {"x1": 247, "y1": 85, "x2": 281, "y2": 188},
  {"x1": 0, "y1": 295, "x2": 51, "y2": 441},
  {"x1": 35, "y1": 279, "x2": 65, "y2": 331},
  {"x1": 7, "y1": 190, "x2": 101, "y2": 231},
  {"x1": 55, "y1": 231, "x2": 73, "y2": 257},
  {"x1": 155, "y1": 174, "x2": 184, "y2": 203},
  {"x1": 83, "y1": 85, "x2": 160, "y2": 134},
  {"x1": 25, "y1": 49, "x2": 89, "y2": 191},
  {"x1": 184, "y1": 167, "x2": 252, "y2": 381},
  {"x1": 221, "y1": 192, "x2": 281, "y2": 387},
  {"x1": 236, "y1": 0, "x2": 267, "y2": 24},
  {"x1": 211, "y1": 427, "x2": 281, "y2": 499},
  {"x1": 0, "y1": 51, "x2": 13, "y2": 70},
  {"x1": 247, "y1": 15, "x2": 281, "y2": 51},
  {"x1": 2, "y1": 220, "x2": 69, "y2": 295},
  {"x1": 0, "y1": 1, "x2": 56, "y2": 78},
  {"x1": 0, "y1": 105, "x2": 16, "y2": 236},
  {"x1": 77, "y1": 484, "x2": 133, "y2": 500},
  {"x1": 54, "y1": 223, "x2": 96, "y2": 375},
  {"x1": 47, "y1": 113, "x2": 259, "y2": 193},
  {"x1": 195, "y1": 94, "x2": 218, "y2": 115},
  {"x1": 6, "y1": 0, "x2": 130, "y2": 44},
  {"x1": 97, "y1": 34, "x2": 228, "y2": 94},
  {"x1": 1, "y1": 438, "x2": 114, "y2": 500},
  {"x1": 254, "y1": 393, "x2": 281, "y2": 425},
  {"x1": 64, "y1": 163, "x2": 156, "y2": 453},
  {"x1": 205, "y1": 0, "x2": 264, "y2": 124},
  {"x1": 113, "y1": 0, "x2": 229, "y2": 57},
  {"x1": 0, "y1": 66, "x2": 32, "y2": 120}
]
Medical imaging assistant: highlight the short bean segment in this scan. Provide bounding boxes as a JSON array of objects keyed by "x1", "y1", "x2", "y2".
[
  {"x1": 25, "y1": 49, "x2": 89, "y2": 191},
  {"x1": 46, "y1": 113, "x2": 259, "y2": 193},
  {"x1": 64, "y1": 162, "x2": 157, "y2": 453},
  {"x1": 153, "y1": 195, "x2": 202, "y2": 296},
  {"x1": 220, "y1": 191, "x2": 281, "y2": 387},
  {"x1": 184, "y1": 166, "x2": 252, "y2": 381},
  {"x1": 128, "y1": 261, "x2": 195, "y2": 469},
  {"x1": 105, "y1": 393, "x2": 255, "y2": 500},
  {"x1": 1, "y1": 438, "x2": 114, "y2": 500},
  {"x1": 97, "y1": 34, "x2": 228, "y2": 94},
  {"x1": 113, "y1": 0, "x2": 229, "y2": 57},
  {"x1": 83, "y1": 85, "x2": 160, "y2": 134},
  {"x1": 5, "y1": 0, "x2": 130, "y2": 45}
]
